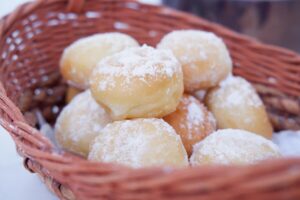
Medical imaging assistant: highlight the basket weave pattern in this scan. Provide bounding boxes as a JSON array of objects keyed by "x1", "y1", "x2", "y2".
[{"x1": 0, "y1": 0, "x2": 300, "y2": 199}]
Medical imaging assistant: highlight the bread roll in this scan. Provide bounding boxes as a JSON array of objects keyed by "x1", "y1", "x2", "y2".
[
  {"x1": 205, "y1": 76, "x2": 273, "y2": 138},
  {"x1": 88, "y1": 118, "x2": 188, "y2": 168},
  {"x1": 60, "y1": 32, "x2": 139, "y2": 89},
  {"x1": 157, "y1": 30, "x2": 232, "y2": 91},
  {"x1": 164, "y1": 94, "x2": 216, "y2": 155},
  {"x1": 190, "y1": 129, "x2": 281, "y2": 165},
  {"x1": 55, "y1": 90, "x2": 112, "y2": 157},
  {"x1": 90, "y1": 45, "x2": 184, "y2": 120}
]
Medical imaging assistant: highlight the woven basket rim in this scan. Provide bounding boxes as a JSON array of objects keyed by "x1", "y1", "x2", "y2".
[
  {"x1": 1, "y1": 0, "x2": 300, "y2": 57},
  {"x1": 0, "y1": 0, "x2": 300, "y2": 172},
  {"x1": 1, "y1": 0, "x2": 300, "y2": 199}
]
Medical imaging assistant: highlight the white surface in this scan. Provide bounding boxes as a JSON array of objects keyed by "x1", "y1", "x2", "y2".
[
  {"x1": 0, "y1": 1, "x2": 160, "y2": 200},
  {"x1": 273, "y1": 130, "x2": 300, "y2": 156},
  {"x1": 0, "y1": 2, "x2": 57, "y2": 200},
  {"x1": 0, "y1": 126, "x2": 57, "y2": 200}
]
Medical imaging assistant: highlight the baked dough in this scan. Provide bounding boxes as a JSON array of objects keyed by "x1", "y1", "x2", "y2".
[
  {"x1": 88, "y1": 118, "x2": 189, "y2": 168},
  {"x1": 190, "y1": 129, "x2": 280, "y2": 165},
  {"x1": 60, "y1": 32, "x2": 139, "y2": 89},
  {"x1": 90, "y1": 45, "x2": 184, "y2": 120},
  {"x1": 157, "y1": 30, "x2": 232, "y2": 91},
  {"x1": 164, "y1": 94, "x2": 216, "y2": 155},
  {"x1": 205, "y1": 75, "x2": 273, "y2": 138},
  {"x1": 55, "y1": 90, "x2": 112, "y2": 157}
]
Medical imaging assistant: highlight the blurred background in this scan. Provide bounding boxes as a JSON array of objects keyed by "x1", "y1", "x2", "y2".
[
  {"x1": 163, "y1": 0, "x2": 300, "y2": 52},
  {"x1": 1, "y1": 0, "x2": 299, "y2": 52}
]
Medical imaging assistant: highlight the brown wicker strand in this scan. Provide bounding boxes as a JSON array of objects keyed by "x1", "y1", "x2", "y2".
[{"x1": 1, "y1": 0, "x2": 300, "y2": 199}]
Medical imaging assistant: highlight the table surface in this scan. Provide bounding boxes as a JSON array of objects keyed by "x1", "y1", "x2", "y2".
[
  {"x1": 0, "y1": 0, "x2": 160, "y2": 200},
  {"x1": 0, "y1": 1, "x2": 59, "y2": 198}
]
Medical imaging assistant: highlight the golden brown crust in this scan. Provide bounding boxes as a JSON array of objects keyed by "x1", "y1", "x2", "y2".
[{"x1": 164, "y1": 94, "x2": 216, "y2": 155}]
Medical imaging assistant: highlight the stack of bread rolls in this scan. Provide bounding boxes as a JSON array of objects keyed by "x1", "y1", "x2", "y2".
[{"x1": 55, "y1": 30, "x2": 280, "y2": 168}]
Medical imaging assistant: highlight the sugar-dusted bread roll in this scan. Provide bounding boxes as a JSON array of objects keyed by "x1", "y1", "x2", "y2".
[
  {"x1": 205, "y1": 76, "x2": 273, "y2": 138},
  {"x1": 55, "y1": 90, "x2": 112, "y2": 157},
  {"x1": 164, "y1": 94, "x2": 216, "y2": 155},
  {"x1": 88, "y1": 118, "x2": 189, "y2": 168},
  {"x1": 90, "y1": 45, "x2": 184, "y2": 120},
  {"x1": 190, "y1": 129, "x2": 281, "y2": 165},
  {"x1": 60, "y1": 32, "x2": 139, "y2": 89},
  {"x1": 157, "y1": 30, "x2": 232, "y2": 92}
]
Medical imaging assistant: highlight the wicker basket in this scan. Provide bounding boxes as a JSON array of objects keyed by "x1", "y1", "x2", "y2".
[{"x1": 1, "y1": 0, "x2": 300, "y2": 199}]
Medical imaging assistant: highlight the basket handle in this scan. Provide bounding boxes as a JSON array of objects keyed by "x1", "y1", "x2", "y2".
[{"x1": 67, "y1": 0, "x2": 86, "y2": 13}]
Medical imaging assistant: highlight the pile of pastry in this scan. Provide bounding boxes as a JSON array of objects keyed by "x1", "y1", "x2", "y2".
[{"x1": 55, "y1": 30, "x2": 280, "y2": 168}]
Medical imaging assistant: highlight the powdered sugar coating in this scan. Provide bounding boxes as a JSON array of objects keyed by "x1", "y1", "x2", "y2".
[
  {"x1": 214, "y1": 75, "x2": 262, "y2": 108},
  {"x1": 157, "y1": 30, "x2": 232, "y2": 91},
  {"x1": 178, "y1": 96, "x2": 216, "y2": 139},
  {"x1": 93, "y1": 45, "x2": 182, "y2": 91},
  {"x1": 88, "y1": 118, "x2": 188, "y2": 168},
  {"x1": 90, "y1": 45, "x2": 184, "y2": 120},
  {"x1": 60, "y1": 32, "x2": 139, "y2": 88},
  {"x1": 184, "y1": 98, "x2": 204, "y2": 134},
  {"x1": 55, "y1": 90, "x2": 112, "y2": 156},
  {"x1": 190, "y1": 129, "x2": 281, "y2": 165}
]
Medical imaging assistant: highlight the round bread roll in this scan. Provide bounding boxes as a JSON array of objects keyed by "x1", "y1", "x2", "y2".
[
  {"x1": 55, "y1": 90, "x2": 112, "y2": 157},
  {"x1": 90, "y1": 45, "x2": 184, "y2": 120},
  {"x1": 88, "y1": 118, "x2": 189, "y2": 168},
  {"x1": 60, "y1": 32, "x2": 139, "y2": 89},
  {"x1": 190, "y1": 129, "x2": 281, "y2": 166},
  {"x1": 157, "y1": 30, "x2": 232, "y2": 92},
  {"x1": 164, "y1": 94, "x2": 216, "y2": 155},
  {"x1": 65, "y1": 86, "x2": 82, "y2": 103},
  {"x1": 205, "y1": 76, "x2": 273, "y2": 138}
]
